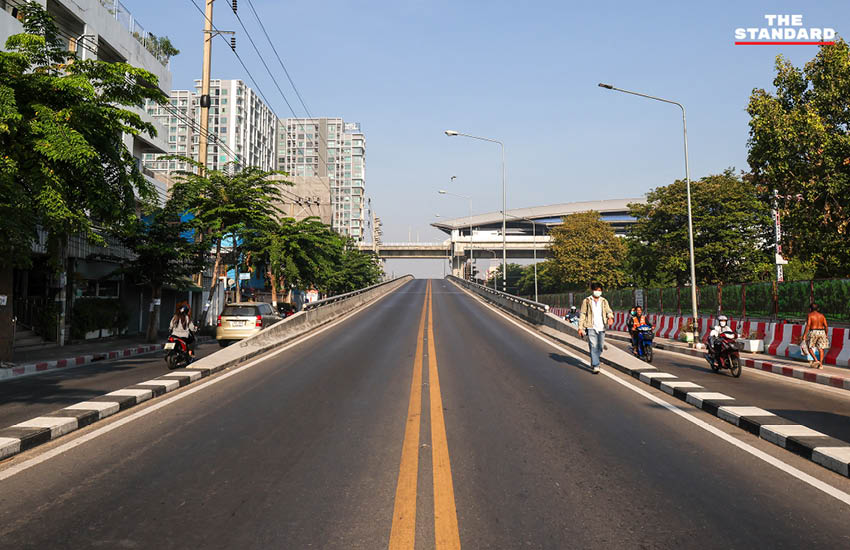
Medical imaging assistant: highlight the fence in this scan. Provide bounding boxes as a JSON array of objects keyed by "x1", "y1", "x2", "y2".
[{"x1": 535, "y1": 278, "x2": 850, "y2": 323}]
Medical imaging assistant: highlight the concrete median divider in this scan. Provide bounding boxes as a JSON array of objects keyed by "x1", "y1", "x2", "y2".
[
  {"x1": 189, "y1": 275, "x2": 415, "y2": 376},
  {"x1": 0, "y1": 276, "x2": 413, "y2": 463},
  {"x1": 447, "y1": 275, "x2": 850, "y2": 479}
]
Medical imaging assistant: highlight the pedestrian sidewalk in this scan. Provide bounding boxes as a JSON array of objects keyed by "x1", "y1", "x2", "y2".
[
  {"x1": 607, "y1": 329, "x2": 850, "y2": 392},
  {"x1": 0, "y1": 335, "x2": 211, "y2": 382}
]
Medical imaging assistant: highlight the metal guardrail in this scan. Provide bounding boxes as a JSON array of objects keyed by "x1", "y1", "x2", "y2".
[
  {"x1": 303, "y1": 275, "x2": 414, "y2": 311},
  {"x1": 447, "y1": 275, "x2": 549, "y2": 314}
]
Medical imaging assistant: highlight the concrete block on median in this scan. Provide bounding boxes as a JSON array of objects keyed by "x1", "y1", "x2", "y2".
[
  {"x1": 659, "y1": 381, "x2": 702, "y2": 396},
  {"x1": 717, "y1": 406, "x2": 774, "y2": 427},
  {"x1": 135, "y1": 379, "x2": 180, "y2": 392},
  {"x1": 65, "y1": 401, "x2": 120, "y2": 419},
  {"x1": 685, "y1": 392, "x2": 735, "y2": 409},
  {"x1": 106, "y1": 388, "x2": 154, "y2": 404},
  {"x1": 13, "y1": 417, "x2": 78, "y2": 439},
  {"x1": 162, "y1": 370, "x2": 203, "y2": 382},
  {"x1": 0, "y1": 437, "x2": 21, "y2": 459},
  {"x1": 812, "y1": 447, "x2": 850, "y2": 477},
  {"x1": 760, "y1": 424, "x2": 827, "y2": 447}
]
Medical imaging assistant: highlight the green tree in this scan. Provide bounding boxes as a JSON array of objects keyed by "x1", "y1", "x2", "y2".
[
  {"x1": 747, "y1": 39, "x2": 850, "y2": 277},
  {"x1": 254, "y1": 217, "x2": 341, "y2": 305},
  {"x1": 0, "y1": 2, "x2": 167, "y2": 359},
  {"x1": 487, "y1": 263, "x2": 524, "y2": 295},
  {"x1": 169, "y1": 160, "x2": 286, "y2": 308},
  {"x1": 325, "y1": 239, "x2": 383, "y2": 295},
  {"x1": 549, "y1": 211, "x2": 627, "y2": 290},
  {"x1": 627, "y1": 169, "x2": 772, "y2": 287},
  {"x1": 120, "y1": 205, "x2": 207, "y2": 342}
]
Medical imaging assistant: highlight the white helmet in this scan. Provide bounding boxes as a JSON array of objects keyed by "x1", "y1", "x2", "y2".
[{"x1": 717, "y1": 315, "x2": 728, "y2": 327}]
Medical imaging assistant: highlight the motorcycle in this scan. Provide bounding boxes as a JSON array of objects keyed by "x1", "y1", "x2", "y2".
[
  {"x1": 708, "y1": 330, "x2": 742, "y2": 377},
  {"x1": 164, "y1": 335, "x2": 192, "y2": 370},
  {"x1": 633, "y1": 324, "x2": 654, "y2": 363}
]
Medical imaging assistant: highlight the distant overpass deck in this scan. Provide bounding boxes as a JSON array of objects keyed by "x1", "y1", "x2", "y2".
[{"x1": 358, "y1": 237, "x2": 552, "y2": 259}]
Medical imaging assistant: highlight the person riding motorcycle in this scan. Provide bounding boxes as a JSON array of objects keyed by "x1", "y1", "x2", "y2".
[
  {"x1": 565, "y1": 306, "x2": 579, "y2": 324},
  {"x1": 169, "y1": 303, "x2": 197, "y2": 357},
  {"x1": 709, "y1": 315, "x2": 734, "y2": 360},
  {"x1": 628, "y1": 306, "x2": 649, "y2": 354}
]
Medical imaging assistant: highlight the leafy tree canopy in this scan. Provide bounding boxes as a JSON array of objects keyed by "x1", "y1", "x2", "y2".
[
  {"x1": 627, "y1": 169, "x2": 773, "y2": 287},
  {"x1": 747, "y1": 38, "x2": 850, "y2": 277},
  {"x1": 549, "y1": 211, "x2": 627, "y2": 290},
  {"x1": 0, "y1": 2, "x2": 167, "y2": 269}
]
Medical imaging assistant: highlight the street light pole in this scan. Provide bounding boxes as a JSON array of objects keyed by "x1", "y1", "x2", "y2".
[
  {"x1": 598, "y1": 83, "x2": 699, "y2": 335},
  {"x1": 503, "y1": 212, "x2": 541, "y2": 301},
  {"x1": 445, "y1": 130, "x2": 506, "y2": 291}
]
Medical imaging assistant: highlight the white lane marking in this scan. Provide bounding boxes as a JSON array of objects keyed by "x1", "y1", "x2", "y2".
[
  {"x1": 0, "y1": 278, "x2": 408, "y2": 482},
  {"x1": 761, "y1": 424, "x2": 828, "y2": 446},
  {"x1": 455, "y1": 284, "x2": 850, "y2": 507},
  {"x1": 659, "y1": 381, "x2": 702, "y2": 395},
  {"x1": 685, "y1": 392, "x2": 735, "y2": 408},
  {"x1": 64, "y1": 402, "x2": 120, "y2": 419},
  {"x1": 13, "y1": 417, "x2": 78, "y2": 439},
  {"x1": 106, "y1": 389, "x2": 154, "y2": 404},
  {"x1": 0, "y1": 438, "x2": 20, "y2": 460}
]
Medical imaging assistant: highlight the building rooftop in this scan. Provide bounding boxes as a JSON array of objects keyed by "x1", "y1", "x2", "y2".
[{"x1": 431, "y1": 197, "x2": 645, "y2": 232}]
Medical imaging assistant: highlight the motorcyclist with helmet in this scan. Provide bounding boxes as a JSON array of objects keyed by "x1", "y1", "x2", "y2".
[
  {"x1": 708, "y1": 314, "x2": 734, "y2": 361},
  {"x1": 565, "y1": 305, "x2": 579, "y2": 324}
]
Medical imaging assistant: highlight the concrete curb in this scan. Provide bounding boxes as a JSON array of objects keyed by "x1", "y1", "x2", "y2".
[
  {"x1": 447, "y1": 276, "x2": 850, "y2": 479},
  {"x1": 0, "y1": 337, "x2": 213, "y2": 383},
  {"x1": 0, "y1": 276, "x2": 413, "y2": 463},
  {"x1": 604, "y1": 331, "x2": 850, "y2": 392}
]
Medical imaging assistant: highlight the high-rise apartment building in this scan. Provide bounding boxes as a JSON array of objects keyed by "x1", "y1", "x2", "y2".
[
  {"x1": 276, "y1": 118, "x2": 366, "y2": 241},
  {"x1": 144, "y1": 79, "x2": 276, "y2": 174}
]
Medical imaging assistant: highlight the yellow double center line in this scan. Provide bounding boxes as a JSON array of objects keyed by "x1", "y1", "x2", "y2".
[{"x1": 389, "y1": 281, "x2": 461, "y2": 549}]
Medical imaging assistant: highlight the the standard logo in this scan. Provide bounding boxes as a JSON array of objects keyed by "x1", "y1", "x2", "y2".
[{"x1": 734, "y1": 14, "x2": 836, "y2": 45}]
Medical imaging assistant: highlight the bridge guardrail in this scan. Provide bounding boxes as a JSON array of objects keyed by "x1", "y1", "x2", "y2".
[
  {"x1": 447, "y1": 275, "x2": 549, "y2": 324},
  {"x1": 304, "y1": 276, "x2": 414, "y2": 311}
]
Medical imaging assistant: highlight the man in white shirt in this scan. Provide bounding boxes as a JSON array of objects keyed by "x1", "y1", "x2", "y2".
[{"x1": 577, "y1": 282, "x2": 614, "y2": 373}]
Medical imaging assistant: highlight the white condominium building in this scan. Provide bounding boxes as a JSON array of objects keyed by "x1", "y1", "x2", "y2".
[
  {"x1": 144, "y1": 79, "x2": 276, "y2": 174},
  {"x1": 276, "y1": 118, "x2": 366, "y2": 241}
]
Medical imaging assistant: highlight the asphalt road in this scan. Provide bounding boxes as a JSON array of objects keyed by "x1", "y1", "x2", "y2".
[
  {"x1": 1, "y1": 279, "x2": 849, "y2": 549},
  {"x1": 607, "y1": 337, "x2": 850, "y2": 443}
]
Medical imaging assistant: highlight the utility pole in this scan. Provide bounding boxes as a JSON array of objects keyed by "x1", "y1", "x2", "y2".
[{"x1": 198, "y1": 0, "x2": 214, "y2": 177}]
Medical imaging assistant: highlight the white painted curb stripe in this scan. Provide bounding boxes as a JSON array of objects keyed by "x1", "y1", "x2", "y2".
[
  {"x1": 639, "y1": 372, "x2": 677, "y2": 383},
  {"x1": 685, "y1": 392, "x2": 735, "y2": 408},
  {"x1": 812, "y1": 447, "x2": 850, "y2": 477},
  {"x1": 717, "y1": 406, "x2": 775, "y2": 426},
  {"x1": 659, "y1": 381, "x2": 702, "y2": 395},
  {"x1": 13, "y1": 417, "x2": 78, "y2": 439},
  {"x1": 64, "y1": 401, "x2": 120, "y2": 419},
  {"x1": 106, "y1": 389, "x2": 154, "y2": 404},
  {"x1": 0, "y1": 437, "x2": 21, "y2": 460},
  {"x1": 161, "y1": 370, "x2": 202, "y2": 382},
  {"x1": 761, "y1": 424, "x2": 828, "y2": 446},
  {"x1": 135, "y1": 379, "x2": 180, "y2": 392}
]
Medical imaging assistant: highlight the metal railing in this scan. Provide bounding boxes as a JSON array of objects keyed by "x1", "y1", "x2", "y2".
[
  {"x1": 98, "y1": 0, "x2": 171, "y2": 66},
  {"x1": 303, "y1": 275, "x2": 414, "y2": 311},
  {"x1": 447, "y1": 275, "x2": 549, "y2": 314}
]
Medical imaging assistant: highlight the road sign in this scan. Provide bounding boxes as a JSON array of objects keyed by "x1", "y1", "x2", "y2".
[{"x1": 239, "y1": 273, "x2": 251, "y2": 280}]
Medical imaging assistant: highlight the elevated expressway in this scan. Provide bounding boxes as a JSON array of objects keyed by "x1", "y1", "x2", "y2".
[{"x1": 359, "y1": 198, "x2": 643, "y2": 276}]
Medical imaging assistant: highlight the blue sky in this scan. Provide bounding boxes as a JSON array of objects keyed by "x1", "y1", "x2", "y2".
[{"x1": 128, "y1": 0, "x2": 848, "y2": 277}]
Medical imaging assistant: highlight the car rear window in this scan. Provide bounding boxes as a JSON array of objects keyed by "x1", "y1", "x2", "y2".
[{"x1": 221, "y1": 306, "x2": 258, "y2": 316}]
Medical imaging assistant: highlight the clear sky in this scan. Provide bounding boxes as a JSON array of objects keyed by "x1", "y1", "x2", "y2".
[{"x1": 128, "y1": 0, "x2": 848, "y2": 278}]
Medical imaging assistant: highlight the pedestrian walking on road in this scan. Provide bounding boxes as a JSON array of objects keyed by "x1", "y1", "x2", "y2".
[
  {"x1": 801, "y1": 303, "x2": 829, "y2": 369},
  {"x1": 578, "y1": 282, "x2": 614, "y2": 373}
]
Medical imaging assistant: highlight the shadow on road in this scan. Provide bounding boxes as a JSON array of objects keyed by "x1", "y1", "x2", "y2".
[{"x1": 548, "y1": 352, "x2": 594, "y2": 373}]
